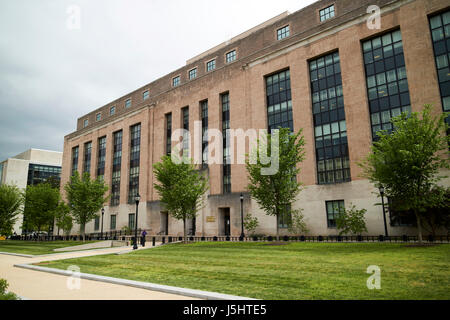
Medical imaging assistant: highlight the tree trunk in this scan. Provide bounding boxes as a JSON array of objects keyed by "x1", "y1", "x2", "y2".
[
  {"x1": 183, "y1": 218, "x2": 187, "y2": 244},
  {"x1": 276, "y1": 214, "x2": 279, "y2": 241},
  {"x1": 80, "y1": 224, "x2": 86, "y2": 242},
  {"x1": 414, "y1": 209, "x2": 423, "y2": 244}
]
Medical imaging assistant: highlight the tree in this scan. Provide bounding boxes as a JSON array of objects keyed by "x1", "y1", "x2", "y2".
[
  {"x1": 64, "y1": 172, "x2": 109, "y2": 241},
  {"x1": 54, "y1": 201, "x2": 72, "y2": 236},
  {"x1": 0, "y1": 184, "x2": 23, "y2": 236},
  {"x1": 153, "y1": 155, "x2": 209, "y2": 241},
  {"x1": 246, "y1": 127, "x2": 306, "y2": 239},
  {"x1": 0, "y1": 279, "x2": 19, "y2": 300},
  {"x1": 360, "y1": 105, "x2": 449, "y2": 243},
  {"x1": 243, "y1": 213, "x2": 259, "y2": 236},
  {"x1": 287, "y1": 209, "x2": 309, "y2": 236},
  {"x1": 336, "y1": 204, "x2": 368, "y2": 236},
  {"x1": 419, "y1": 186, "x2": 450, "y2": 237},
  {"x1": 24, "y1": 183, "x2": 60, "y2": 235}
]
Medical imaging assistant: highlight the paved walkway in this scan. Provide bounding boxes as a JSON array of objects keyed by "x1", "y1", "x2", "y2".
[{"x1": 0, "y1": 245, "x2": 198, "y2": 300}]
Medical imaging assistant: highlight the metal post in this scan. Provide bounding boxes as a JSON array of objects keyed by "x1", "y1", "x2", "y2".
[
  {"x1": 379, "y1": 187, "x2": 388, "y2": 237},
  {"x1": 101, "y1": 208, "x2": 104, "y2": 240},
  {"x1": 240, "y1": 193, "x2": 245, "y2": 239},
  {"x1": 133, "y1": 194, "x2": 140, "y2": 250}
]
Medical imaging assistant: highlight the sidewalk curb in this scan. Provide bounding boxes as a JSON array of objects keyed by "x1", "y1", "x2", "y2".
[
  {"x1": 0, "y1": 246, "x2": 139, "y2": 259},
  {"x1": 0, "y1": 252, "x2": 34, "y2": 258},
  {"x1": 14, "y1": 263, "x2": 256, "y2": 300}
]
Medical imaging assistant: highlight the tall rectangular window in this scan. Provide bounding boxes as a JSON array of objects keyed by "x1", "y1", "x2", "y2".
[
  {"x1": 83, "y1": 119, "x2": 89, "y2": 128},
  {"x1": 128, "y1": 124, "x2": 141, "y2": 204},
  {"x1": 362, "y1": 29, "x2": 411, "y2": 139},
  {"x1": 110, "y1": 106, "x2": 116, "y2": 116},
  {"x1": 97, "y1": 136, "x2": 106, "y2": 180},
  {"x1": 165, "y1": 113, "x2": 172, "y2": 156},
  {"x1": 96, "y1": 113, "x2": 101, "y2": 122},
  {"x1": 111, "y1": 130, "x2": 122, "y2": 206},
  {"x1": 83, "y1": 142, "x2": 92, "y2": 174},
  {"x1": 94, "y1": 216, "x2": 100, "y2": 231},
  {"x1": 128, "y1": 213, "x2": 135, "y2": 230},
  {"x1": 309, "y1": 52, "x2": 350, "y2": 184},
  {"x1": 207, "y1": 59, "x2": 216, "y2": 71},
  {"x1": 110, "y1": 215, "x2": 117, "y2": 230},
  {"x1": 226, "y1": 50, "x2": 236, "y2": 63},
  {"x1": 143, "y1": 90, "x2": 149, "y2": 100},
  {"x1": 266, "y1": 69, "x2": 293, "y2": 132},
  {"x1": 277, "y1": 25, "x2": 290, "y2": 40},
  {"x1": 326, "y1": 200, "x2": 344, "y2": 228},
  {"x1": 125, "y1": 99, "x2": 132, "y2": 108},
  {"x1": 320, "y1": 5, "x2": 335, "y2": 22},
  {"x1": 71, "y1": 146, "x2": 79, "y2": 176},
  {"x1": 182, "y1": 107, "x2": 189, "y2": 157},
  {"x1": 222, "y1": 93, "x2": 231, "y2": 194},
  {"x1": 201, "y1": 100, "x2": 208, "y2": 167},
  {"x1": 429, "y1": 10, "x2": 450, "y2": 126}
]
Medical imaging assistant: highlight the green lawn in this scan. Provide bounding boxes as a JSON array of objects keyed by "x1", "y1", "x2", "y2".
[
  {"x1": 36, "y1": 242, "x2": 450, "y2": 300},
  {"x1": 0, "y1": 240, "x2": 99, "y2": 255}
]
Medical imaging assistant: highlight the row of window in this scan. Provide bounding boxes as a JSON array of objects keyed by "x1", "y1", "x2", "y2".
[
  {"x1": 72, "y1": 123, "x2": 141, "y2": 206},
  {"x1": 81, "y1": 4, "x2": 339, "y2": 129},
  {"x1": 79, "y1": 11, "x2": 448, "y2": 198}
]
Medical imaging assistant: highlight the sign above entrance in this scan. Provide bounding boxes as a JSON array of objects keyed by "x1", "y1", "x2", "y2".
[{"x1": 206, "y1": 216, "x2": 216, "y2": 223}]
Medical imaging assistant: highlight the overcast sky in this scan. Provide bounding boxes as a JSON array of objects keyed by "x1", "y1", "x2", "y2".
[{"x1": 0, "y1": 0, "x2": 315, "y2": 161}]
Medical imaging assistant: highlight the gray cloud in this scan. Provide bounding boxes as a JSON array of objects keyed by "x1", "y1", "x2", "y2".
[{"x1": 0, "y1": 0, "x2": 314, "y2": 161}]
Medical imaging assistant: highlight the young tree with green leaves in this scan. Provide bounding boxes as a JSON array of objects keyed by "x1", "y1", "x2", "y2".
[
  {"x1": 336, "y1": 204, "x2": 368, "y2": 236},
  {"x1": 288, "y1": 209, "x2": 309, "y2": 236},
  {"x1": 24, "y1": 183, "x2": 60, "y2": 235},
  {"x1": 246, "y1": 127, "x2": 306, "y2": 239},
  {"x1": 153, "y1": 155, "x2": 209, "y2": 241},
  {"x1": 54, "y1": 201, "x2": 72, "y2": 236},
  {"x1": 360, "y1": 105, "x2": 449, "y2": 243},
  {"x1": 243, "y1": 213, "x2": 259, "y2": 236},
  {"x1": 64, "y1": 172, "x2": 109, "y2": 241},
  {"x1": 0, "y1": 184, "x2": 23, "y2": 236}
]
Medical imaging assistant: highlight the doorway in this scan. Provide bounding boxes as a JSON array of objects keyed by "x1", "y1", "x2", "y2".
[
  {"x1": 220, "y1": 208, "x2": 231, "y2": 236},
  {"x1": 161, "y1": 212, "x2": 169, "y2": 235}
]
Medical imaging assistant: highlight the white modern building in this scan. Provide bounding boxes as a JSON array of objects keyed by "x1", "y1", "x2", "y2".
[{"x1": 0, "y1": 149, "x2": 62, "y2": 234}]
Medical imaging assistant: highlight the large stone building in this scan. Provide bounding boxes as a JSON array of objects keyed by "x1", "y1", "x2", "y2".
[
  {"x1": 0, "y1": 149, "x2": 63, "y2": 234},
  {"x1": 61, "y1": 0, "x2": 450, "y2": 237}
]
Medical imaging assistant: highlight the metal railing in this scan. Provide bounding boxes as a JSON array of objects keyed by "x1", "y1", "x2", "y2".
[{"x1": 8, "y1": 233, "x2": 450, "y2": 244}]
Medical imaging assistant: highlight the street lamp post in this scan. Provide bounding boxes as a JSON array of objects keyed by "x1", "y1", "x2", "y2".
[
  {"x1": 100, "y1": 208, "x2": 104, "y2": 240},
  {"x1": 133, "y1": 194, "x2": 140, "y2": 250},
  {"x1": 379, "y1": 186, "x2": 389, "y2": 237},
  {"x1": 240, "y1": 193, "x2": 245, "y2": 239}
]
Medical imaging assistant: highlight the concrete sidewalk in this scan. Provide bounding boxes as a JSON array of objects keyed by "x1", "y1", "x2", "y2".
[{"x1": 0, "y1": 245, "x2": 198, "y2": 300}]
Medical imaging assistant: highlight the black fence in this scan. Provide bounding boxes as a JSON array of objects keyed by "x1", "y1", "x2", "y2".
[{"x1": 8, "y1": 233, "x2": 450, "y2": 244}]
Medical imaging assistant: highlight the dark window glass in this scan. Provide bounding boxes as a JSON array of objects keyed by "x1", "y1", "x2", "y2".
[
  {"x1": 27, "y1": 164, "x2": 62, "y2": 186},
  {"x1": 94, "y1": 216, "x2": 100, "y2": 231},
  {"x1": 320, "y1": 5, "x2": 335, "y2": 22},
  {"x1": 429, "y1": 11, "x2": 450, "y2": 127},
  {"x1": 207, "y1": 59, "x2": 216, "y2": 71},
  {"x1": 182, "y1": 107, "x2": 189, "y2": 157},
  {"x1": 71, "y1": 146, "x2": 79, "y2": 176},
  {"x1": 97, "y1": 136, "x2": 106, "y2": 180},
  {"x1": 277, "y1": 25, "x2": 290, "y2": 40},
  {"x1": 128, "y1": 213, "x2": 135, "y2": 230},
  {"x1": 222, "y1": 93, "x2": 231, "y2": 194},
  {"x1": 110, "y1": 215, "x2": 117, "y2": 230},
  {"x1": 83, "y1": 142, "x2": 92, "y2": 174},
  {"x1": 201, "y1": 101, "x2": 208, "y2": 167},
  {"x1": 111, "y1": 130, "x2": 122, "y2": 206},
  {"x1": 309, "y1": 52, "x2": 350, "y2": 184},
  {"x1": 166, "y1": 113, "x2": 172, "y2": 156},
  {"x1": 326, "y1": 200, "x2": 344, "y2": 228},
  {"x1": 266, "y1": 69, "x2": 293, "y2": 132},
  {"x1": 128, "y1": 124, "x2": 141, "y2": 204},
  {"x1": 226, "y1": 50, "x2": 236, "y2": 63},
  {"x1": 362, "y1": 30, "x2": 411, "y2": 139}
]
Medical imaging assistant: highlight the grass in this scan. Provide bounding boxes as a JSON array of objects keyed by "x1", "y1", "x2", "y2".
[
  {"x1": 0, "y1": 240, "x2": 100, "y2": 255},
  {"x1": 36, "y1": 242, "x2": 450, "y2": 300}
]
